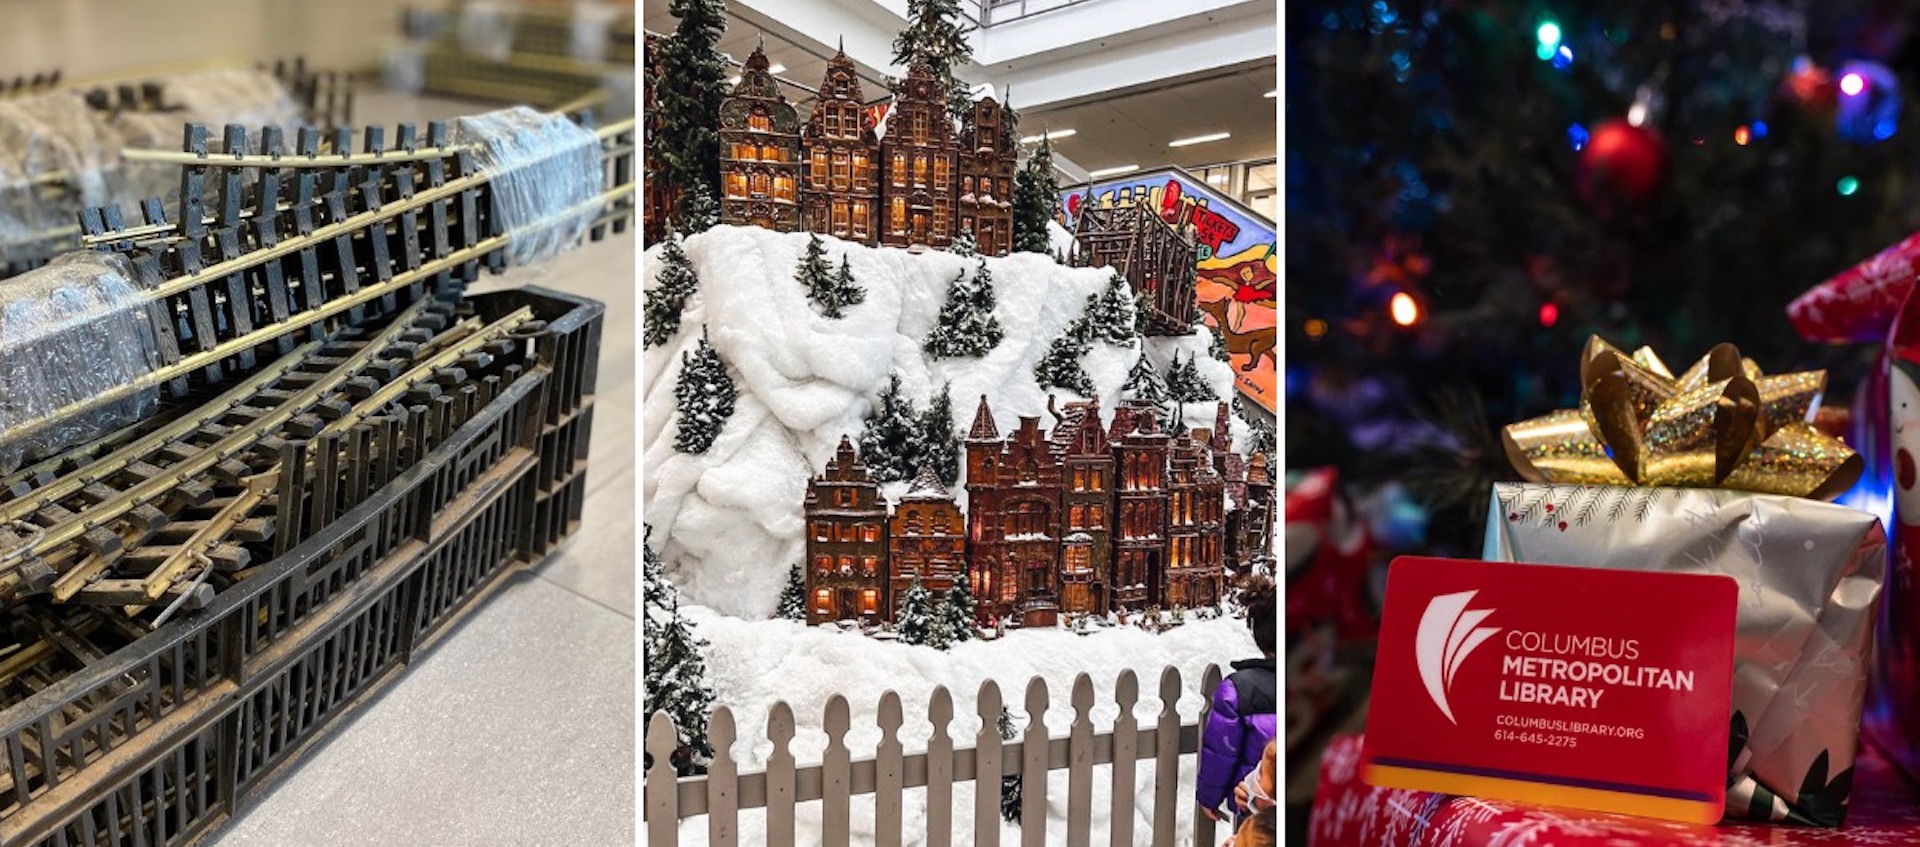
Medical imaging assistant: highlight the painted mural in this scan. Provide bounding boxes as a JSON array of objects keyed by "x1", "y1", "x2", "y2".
[{"x1": 1060, "y1": 170, "x2": 1278, "y2": 413}]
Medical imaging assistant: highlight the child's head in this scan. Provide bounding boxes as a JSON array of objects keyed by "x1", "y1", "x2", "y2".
[{"x1": 1237, "y1": 574, "x2": 1276, "y2": 655}]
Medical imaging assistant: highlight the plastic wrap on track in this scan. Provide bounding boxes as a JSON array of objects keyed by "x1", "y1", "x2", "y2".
[
  {"x1": 0, "y1": 251, "x2": 159, "y2": 472},
  {"x1": 454, "y1": 106, "x2": 601, "y2": 267},
  {"x1": 0, "y1": 92, "x2": 124, "y2": 265}
]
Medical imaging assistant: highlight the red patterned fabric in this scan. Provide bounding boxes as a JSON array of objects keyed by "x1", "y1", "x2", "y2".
[
  {"x1": 1309, "y1": 734, "x2": 1920, "y2": 846},
  {"x1": 1787, "y1": 231, "x2": 1920, "y2": 344}
]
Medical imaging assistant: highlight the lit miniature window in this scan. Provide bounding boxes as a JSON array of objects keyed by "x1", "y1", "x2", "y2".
[
  {"x1": 892, "y1": 153, "x2": 906, "y2": 186},
  {"x1": 814, "y1": 589, "x2": 831, "y2": 613},
  {"x1": 815, "y1": 522, "x2": 830, "y2": 541},
  {"x1": 852, "y1": 202, "x2": 870, "y2": 236},
  {"x1": 862, "y1": 556, "x2": 878, "y2": 577},
  {"x1": 1069, "y1": 505, "x2": 1084, "y2": 529},
  {"x1": 832, "y1": 201, "x2": 849, "y2": 232},
  {"x1": 862, "y1": 525, "x2": 879, "y2": 543},
  {"x1": 861, "y1": 589, "x2": 878, "y2": 614},
  {"x1": 815, "y1": 555, "x2": 832, "y2": 574},
  {"x1": 811, "y1": 150, "x2": 828, "y2": 186},
  {"x1": 750, "y1": 112, "x2": 771, "y2": 132},
  {"x1": 839, "y1": 555, "x2": 854, "y2": 575},
  {"x1": 934, "y1": 156, "x2": 949, "y2": 186}
]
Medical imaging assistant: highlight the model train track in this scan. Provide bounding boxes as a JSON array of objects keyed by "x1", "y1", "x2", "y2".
[{"x1": 1, "y1": 112, "x2": 633, "y2": 455}]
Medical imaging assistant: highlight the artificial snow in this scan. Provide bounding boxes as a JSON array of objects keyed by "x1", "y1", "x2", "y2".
[
  {"x1": 642, "y1": 225, "x2": 1252, "y2": 618},
  {"x1": 671, "y1": 608, "x2": 1258, "y2": 847}
]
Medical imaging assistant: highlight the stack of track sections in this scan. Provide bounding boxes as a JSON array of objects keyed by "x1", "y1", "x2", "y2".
[
  {"x1": 400, "y1": 2, "x2": 635, "y2": 117},
  {"x1": 0, "y1": 108, "x2": 629, "y2": 845}
]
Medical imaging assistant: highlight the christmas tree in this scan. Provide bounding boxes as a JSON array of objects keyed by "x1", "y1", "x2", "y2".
[
  {"x1": 925, "y1": 261, "x2": 1005, "y2": 358},
  {"x1": 916, "y1": 383, "x2": 960, "y2": 486},
  {"x1": 1234, "y1": 395, "x2": 1276, "y2": 461},
  {"x1": 861, "y1": 372, "x2": 920, "y2": 482},
  {"x1": 998, "y1": 706, "x2": 1022, "y2": 822},
  {"x1": 1012, "y1": 135, "x2": 1059, "y2": 254},
  {"x1": 951, "y1": 225, "x2": 978, "y2": 257},
  {"x1": 1088, "y1": 271, "x2": 1136, "y2": 345},
  {"x1": 892, "y1": 0, "x2": 976, "y2": 120},
  {"x1": 1165, "y1": 351, "x2": 1217, "y2": 403},
  {"x1": 654, "y1": 0, "x2": 728, "y2": 219},
  {"x1": 795, "y1": 234, "x2": 846, "y2": 317},
  {"x1": 896, "y1": 577, "x2": 935, "y2": 645},
  {"x1": 1034, "y1": 310, "x2": 1097, "y2": 396},
  {"x1": 644, "y1": 231, "x2": 699, "y2": 349},
  {"x1": 776, "y1": 563, "x2": 806, "y2": 622},
  {"x1": 643, "y1": 529, "x2": 716, "y2": 773},
  {"x1": 1290, "y1": 0, "x2": 1920, "y2": 498},
  {"x1": 938, "y1": 580, "x2": 977, "y2": 642},
  {"x1": 673, "y1": 328, "x2": 736, "y2": 454}
]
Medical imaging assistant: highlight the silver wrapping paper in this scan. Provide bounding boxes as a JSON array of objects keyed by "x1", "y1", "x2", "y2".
[{"x1": 1483, "y1": 482, "x2": 1885, "y2": 826}]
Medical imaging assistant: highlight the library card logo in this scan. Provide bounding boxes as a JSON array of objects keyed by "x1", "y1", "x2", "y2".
[{"x1": 1416, "y1": 590, "x2": 1500, "y2": 724}]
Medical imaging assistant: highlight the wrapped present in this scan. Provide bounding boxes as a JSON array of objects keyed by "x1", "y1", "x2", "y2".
[
  {"x1": 1311, "y1": 733, "x2": 1920, "y2": 846},
  {"x1": 1486, "y1": 337, "x2": 1885, "y2": 826}
]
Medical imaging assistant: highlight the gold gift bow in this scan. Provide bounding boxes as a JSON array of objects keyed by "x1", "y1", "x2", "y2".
[{"x1": 1502, "y1": 337, "x2": 1862, "y2": 500}]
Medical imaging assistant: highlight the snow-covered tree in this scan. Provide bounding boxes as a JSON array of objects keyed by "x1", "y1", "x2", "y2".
[
  {"x1": 827, "y1": 255, "x2": 866, "y2": 317},
  {"x1": 673, "y1": 328, "x2": 736, "y2": 453},
  {"x1": 861, "y1": 372, "x2": 920, "y2": 482},
  {"x1": 1088, "y1": 271, "x2": 1135, "y2": 345},
  {"x1": 1122, "y1": 354, "x2": 1171, "y2": 412},
  {"x1": 655, "y1": 0, "x2": 728, "y2": 211},
  {"x1": 1034, "y1": 307, "x2": 1096, "y2": 397},
  {"x1": 1013, "y1": 135, "x2": 1059, "y2": 254},
  {"x1": 924, "y1": 261, "x2": 1004, "y2": 359},
  {"x1": 674, "y1": 180, "x2": 720, "y2": 234},
  {"x1": 916, "y1": 383, "x2": 959, "y2": 486},
  {"x1": 1132, "y1": 290, "x2": 1155, "y2": 338},
  {"x1": 643, "y1": 232, "x2": 698, "y2": 348},
  {"x1": 892, "y1": 0, "x2": 976, "y2": 120},
  {"x1": 1236, "y1": 394, "x2": 1276, "y2": 460},
  {"x1": 1166, "y1": 351, "x2": 1218, "y2": 404},
  {"x1": 896, "y1": 577, "x2": 935, "y2": 645},
  {"x1": 796, "y1": 233, "x2": 835, "y2": 313},
  {"x1": 938, "y1": 579, "x2": 976, "y2": 642},
  {"x1": 1205, "y1": 320, "x2": 1230, "y2": 363},
  {"x1": 951, "y1": 226, "x2": 978, "y2": 257},
  {"x1": 776, "y1": 563, "x2": 806, "y2": 622},
  {"x1": 643, "y1": 529, "x2": 716, "y2": 774}
]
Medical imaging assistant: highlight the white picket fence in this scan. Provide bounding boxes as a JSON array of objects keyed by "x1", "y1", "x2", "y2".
[{"x1": 644, "y1": 664, "x2": 1228, "y2": 847}]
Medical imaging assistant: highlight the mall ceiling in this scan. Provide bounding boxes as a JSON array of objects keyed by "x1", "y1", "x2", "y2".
[{"x1": 643, "y1": 2, "x2": 1277, "y2": 179}]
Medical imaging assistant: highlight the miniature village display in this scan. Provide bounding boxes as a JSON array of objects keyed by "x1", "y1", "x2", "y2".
[{"x1": 803, "y1": 400, "x2": 1275, "y2": 631}]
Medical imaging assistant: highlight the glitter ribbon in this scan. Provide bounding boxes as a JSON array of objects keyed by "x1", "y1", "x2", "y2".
[{"x1": 1504, "y1": 336, "x2": 1862, "y2": 500}]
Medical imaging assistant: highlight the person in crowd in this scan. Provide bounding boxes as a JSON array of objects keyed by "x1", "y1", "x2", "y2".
[{"x1": 1197, "y1": 575, "x2": 1278, "y2": 825}]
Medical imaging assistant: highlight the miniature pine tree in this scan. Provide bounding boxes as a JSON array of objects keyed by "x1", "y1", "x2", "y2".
[
  {"x1": 927, "y1": 609, "x2": 954, "y2": 651},
  {"x1": 642, "y1": 529, "x2": 716, "y2": 773},
  {"x1": 672, "y1": 328, "x2": 736, "y2": 454},
  {"x1": 1012, "y1": 135, "x2": 1060, "y2": 254},
  {"x1": 776, "y1": 563, "x2": 807, "y2": 622},
  {"x1": 939, "y1": 580, "x2": 977, "y2": 642},
  {"x1": 924, "y1": 261, "x2": 1004, "y2": 359},
  {"x1": 1088, "y1": 272, "x2": 1135, "y2": 345},
  {"x1": 1123, "y1": 354, "x2": 1171, "y2": 412},
  {"x1": 655, "y1": 0, "x2": 729, "y2": 207},
  {"x1": 951, "y1": 226, "x2": 978, "y2": 257},
  {"x1": 797, "y1": 233, "x2": 836, "y2": 314},
  {"x1": 644, "y1": 232, "x2": 699, "y2": 348},
  {"x1": 861, "y1": 372, "x2": 921, "y2": 482},
  {"x1": 1034, "y1": 311, "x2": 1097, "y2": 397},
  {"x1": 892, "y1": 0, "x2": 976, "y2": 121},
  {"x1": 916, "y1": 383, "x2": 959, "y2": 486},
  {"x1": 1235, "y1": 395, "x2": 1276, "y2": 460},
  {"x1": 1166, "y1": 352, "x2": 1218, "y2": 404},
  {"x1": 827, "y1": 255, "x2": 866, "y2": 317},
  {"x1": 674, "y1": 180, "x2": 720, "y2": 234},
  {"x1": 896, "y1": 577, "x2": 935, "y2": 645},
  {"x1": 1133, "y1": 290, "x2": 1156, "y2": 337}
]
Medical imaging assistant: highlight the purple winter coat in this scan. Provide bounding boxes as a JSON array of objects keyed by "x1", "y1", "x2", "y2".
[{"x1": 1196, "y1": 657, "x2": 1278, "y2": 813}]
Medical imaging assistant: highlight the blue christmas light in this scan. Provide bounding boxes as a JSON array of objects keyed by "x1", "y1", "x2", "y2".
[
  {"x1": 1876, "y1": 117, "x2": 1898, "y2": 141},
  {"x1": 1552, "y1": 45, "x2": 1574, "y2": 70},
  {"x1": 1567, "y1": 123, "x2": 1589, "y2": 151},
  {"x1": 1750, "y1": 120, "x2": 1769, "y2": 139}
]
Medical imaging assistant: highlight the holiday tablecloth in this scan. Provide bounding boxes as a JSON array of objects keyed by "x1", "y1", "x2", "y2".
[{"x1": 1309, "y1": 734, "x2": 1920, "y2": 846}]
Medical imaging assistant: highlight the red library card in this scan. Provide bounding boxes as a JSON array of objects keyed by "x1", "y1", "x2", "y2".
[{"x1": 1361, "y1": 556, "x2": 1738, "y2": 824}]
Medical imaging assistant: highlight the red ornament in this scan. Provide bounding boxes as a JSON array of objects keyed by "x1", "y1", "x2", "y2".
[
  {"x1": 1781, "y1": 62, "x2": 1840, "y2": 118},
  {"x1": 1579, "y1": 121, "x2": 1670, "y2": 212}
]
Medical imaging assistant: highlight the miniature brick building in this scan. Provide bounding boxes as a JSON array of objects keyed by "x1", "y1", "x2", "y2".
[
  {"x1": 889, "y1": 465, "x2": 966, "y2": 614},
  {"x1": 956, "y1": 95, "x2": 1017, "y2": 257},
  {"x1": 801, "y1": 45, "x2": 881, "y2": 244},
  {"x1": 802, "y1": 400, "x2": 1250, "y2": 630},
  {"x1": 879, "y1": 61, "x2": 960, "y2": 249},
  {"x1": 1231, "y1": 452, "x2": 1275, "y2": 574},
  {"x1": 803, "y1": 436, "x2": 891, "y2": 625},
  {"x1": 718, "y1": 45, "x2": 802, "y2": 231}
]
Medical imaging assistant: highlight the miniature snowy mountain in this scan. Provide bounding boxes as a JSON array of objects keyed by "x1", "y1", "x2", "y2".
[{"x1": 643, "y1": 225, "x2": 1248, "y2": 618}]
